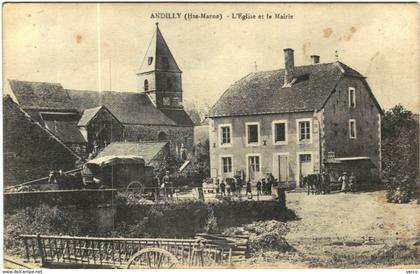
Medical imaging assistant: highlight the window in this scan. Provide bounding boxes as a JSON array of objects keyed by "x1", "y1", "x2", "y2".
[
  {"x1": 248, "y1": 155, "x2": 260, "y2": 172},
  {"x1": 246, "y1": 122, "x2": 259, "y2": 145},
  {"x1": 172, "y1": 97, "x2": 181, "y2": 107},
  {"x1": 348, "y1": 87, "x2": 356, "y2": 108},
  {"x1": 349, "y1": 119, "x2": 357, "y2": 139},
  {"x1": 167, "y1": 78, "x2": 172, "y2": 89},
  {"x1": 163, "y1": 97, "x2": 170, "y2": 106},
  {"x1": 297, "y1": 119, "x2": 312, "y2": 142},
  {"x1": 158, "y1": 131, "x2": 167, "y2": 141},
  {"x1": 299, "y1": 154, "x2": 312, "y2": 163},
  {"x1": 144, "y1": 80, "x2": 149, "y2": 91},
  {"x1": 272, "y1": 120, "x2": 287, "y2": 144},
  {"x1": 219, "y1": 124, "x2": 232, "y2": 146},
  {"x1": 147, "y1": 57, "x2": 153, "y2": 65},
  {"x1": 221, "y1": 157, "x2": 232, "y2": 174}
]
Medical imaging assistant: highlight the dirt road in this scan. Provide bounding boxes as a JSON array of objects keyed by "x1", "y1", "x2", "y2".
[{"x1": 283, "y1": 190, "x2": 419, "y2": 267}]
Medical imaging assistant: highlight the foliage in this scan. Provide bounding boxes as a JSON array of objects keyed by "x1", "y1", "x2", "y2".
[
  {"x1": 4, "y1": 205, "x2": 96, "y2": 256},
  {"x1": 204, "y1": 209, "x2": 219, "y2": 233},
  {"x1": 384, "y1": 176, "x2": 416, "y2": 204},
  {"x1": 184, "y1": 140, "x2": 210, "y2": 184},
  {"x1": 381, "y1": 105, "x2": 419, "y2": 202}
]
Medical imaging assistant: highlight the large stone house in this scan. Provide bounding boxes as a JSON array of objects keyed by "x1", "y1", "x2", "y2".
[
  {"x1": 208, "y1": 48, "x2": 382, "y2": 186},
  {"x1": 6, "y1": 24, "x2": 194, "y2": 159}
]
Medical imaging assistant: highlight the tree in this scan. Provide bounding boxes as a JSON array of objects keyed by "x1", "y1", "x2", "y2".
[{"x1": 381, "y1": 105, "x2": 419, "y2": 202}]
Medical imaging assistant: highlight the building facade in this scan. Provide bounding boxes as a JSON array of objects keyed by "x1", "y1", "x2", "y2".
[{"x1": 208, "y1": 49, "x2": 382, "y2": 186}]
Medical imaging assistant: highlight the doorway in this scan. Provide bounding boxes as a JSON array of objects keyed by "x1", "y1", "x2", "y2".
[
  {"x1": 298, "y1": 153, "x2": 313, "y2": 187},
  {"x1": 278, "y1": 155, "x2": 288, "y2": 183}
]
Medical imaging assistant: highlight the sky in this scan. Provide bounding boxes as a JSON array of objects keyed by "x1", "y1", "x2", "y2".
[{"x1": 3, "y1": 3, "x2": 419, "y2": 112}]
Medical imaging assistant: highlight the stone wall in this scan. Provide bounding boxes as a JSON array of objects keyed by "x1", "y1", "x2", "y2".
[
  {"x1": 123, "y1": 124, "x2": 193, "y2": 154},
  {"x1": 322, "y1": 76, "x2": 381, "y2": 169}
]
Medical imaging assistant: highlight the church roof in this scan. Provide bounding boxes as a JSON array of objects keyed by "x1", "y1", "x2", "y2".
[
  {"x1": 160, "y1": 108, "x2": 195, "y2": 126},
  {"x1": 209, "y1": 62, "x2": 381, "y2": 117},
  {"x1": 138, "y1": 23, "x2": 182, "y2": 74},
  {"x1": 65, "y1": 89, "x2": 178, "y2": 126}
]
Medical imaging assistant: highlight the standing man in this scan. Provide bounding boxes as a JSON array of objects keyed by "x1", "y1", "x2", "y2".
[
  {"x1": 261, "y1": 178, "x2": 267, "y2": 195},
  {"x1": 266, "y1": 175, "x2": 273, "y2": 195},
  {"x1": 162, "y1": 170, "x2": 171, "y2": 197},
  {"x1": 220, "y1": 180, "x2": 226, "y2": 196},
  {"x1": 256, "y1": 180, "x2": 262, "y2": 196},
  {"x1": 246, "y1": 180, "x2": 252, "y2": 198}
]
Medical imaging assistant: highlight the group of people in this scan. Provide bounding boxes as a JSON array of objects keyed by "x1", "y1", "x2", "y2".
[
  {"x1": 215, "y1": 176, "x2": 244, "y2": 196},
  {"x1": 215, "y1": 173, "x2": 283, "y2": 197},
  {"x1": 256, "y1": 175, "x2": 279, "y2": 196},
  {"x1": 153, "y1": 170, "x2": 175, "y2": 198}
]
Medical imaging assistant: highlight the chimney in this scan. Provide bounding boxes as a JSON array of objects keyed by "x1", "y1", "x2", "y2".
[
  {"x1": 284, "y1": 48, "x2": 294, "y2": 85},
  {"x1": 311, "y1": 55, "x2": 320, "y2": 64}
]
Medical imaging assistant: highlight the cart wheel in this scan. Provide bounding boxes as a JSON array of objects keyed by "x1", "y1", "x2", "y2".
[
  {"x1": 126, "y1": 247, "x2": 179, "y2": 269},
  {"x1": 126, "y1": 181, "x2": 144, "y2": 195}
]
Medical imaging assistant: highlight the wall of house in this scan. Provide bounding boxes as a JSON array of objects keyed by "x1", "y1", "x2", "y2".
[
  {"x1": 209, "y1": 112, "x2": 321, "y2": 185},
  {"x1": 321, "y1": 76, "x2": 381, "y2": 169},
  {"x1": 86, "y1": 110, "x2": 124, "y2": 152},
  {"x1": 3, "y1": 99, "x2": 78, "y2": 186},
  {"x1": 123, "y1": 124, "x2": 193, "y2": 155}
]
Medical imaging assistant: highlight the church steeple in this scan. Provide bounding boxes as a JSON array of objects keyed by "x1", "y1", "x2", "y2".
[{"x1": 137, "y1": 23, "x2": 183, "y2": 109}]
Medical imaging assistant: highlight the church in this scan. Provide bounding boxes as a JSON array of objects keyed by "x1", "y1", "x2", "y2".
[{"x1": 6, "y1": 24, "x2": 194, "y2": 160}]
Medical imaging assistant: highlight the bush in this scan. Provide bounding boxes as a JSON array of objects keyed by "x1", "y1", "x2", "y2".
[
  {"x1": 384, "y1": 176, "x2": 417, "y2": 203},
  {"x1": 4, "y1": 204, "x2": 97, "y2": 256}
]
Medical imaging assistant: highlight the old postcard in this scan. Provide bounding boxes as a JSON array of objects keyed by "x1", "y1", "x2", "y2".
[{"x1": 2, "y1": 2, "x2": 419, "y2": 270}]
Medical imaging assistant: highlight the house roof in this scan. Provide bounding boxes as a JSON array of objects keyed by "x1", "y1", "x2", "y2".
[
  {"x1": 77, "y1": 105, "x2": 122, "y2": 127},
  {"x1": 8, "y1": 79, "x2": 188, "y2": 126},
  {"x1": 44, "y1": 120, "x2": 86, "y2": 143},
  {"x1": 8, "y1": 79, "x2": 73, "y2": 110},
  {"x1": 209, "y1": 62, "x2": 372, "y2": 118},
  {"x1": 77, "y1": 106, "x2": 102, "y2": 126},
  {"x1": 3, "y1": 95, "x2": 82, "y2": 160},
  {"x1": 96, "y1": 141, "x2": 168, "y2": 164},
  {"x1": 138, "y1": 23, "x2": 182, "y2": 74}
]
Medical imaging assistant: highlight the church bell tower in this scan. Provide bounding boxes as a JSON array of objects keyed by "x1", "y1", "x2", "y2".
[{"x1": 137, "y1": 23, "x2": 183, "y2": 110}]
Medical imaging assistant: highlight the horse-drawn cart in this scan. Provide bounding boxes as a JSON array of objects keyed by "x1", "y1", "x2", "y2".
[{"x1": 20, "y1": 234, "x2": 249, "y2": 268}]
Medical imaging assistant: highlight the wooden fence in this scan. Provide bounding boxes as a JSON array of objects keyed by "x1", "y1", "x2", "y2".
[{"x1": 20, "y1": 234, "x2": 247, "y2": 268}]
